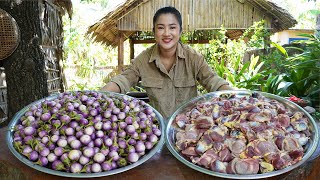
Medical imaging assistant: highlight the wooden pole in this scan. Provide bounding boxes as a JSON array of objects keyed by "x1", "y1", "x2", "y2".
[
  {"x1": 118, "y1": 32, "x2": 124, "y2": 74},
  {"x1": 129, "y1": 37, "x2": 134, "y2": 60}
]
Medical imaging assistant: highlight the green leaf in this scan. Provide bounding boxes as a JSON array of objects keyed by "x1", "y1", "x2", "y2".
[{"x1": 271, "y1": 42, "x2": 288, "y2": 58}]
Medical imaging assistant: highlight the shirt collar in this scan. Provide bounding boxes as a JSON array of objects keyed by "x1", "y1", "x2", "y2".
[{"x1": 149, "y1": 42, "x2": 185, "y2": 63}]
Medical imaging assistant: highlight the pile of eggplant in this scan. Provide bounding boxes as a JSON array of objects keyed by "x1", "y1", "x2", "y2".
[{"x1": 11, "y1": 91, "x2": 162, "y2": 173}]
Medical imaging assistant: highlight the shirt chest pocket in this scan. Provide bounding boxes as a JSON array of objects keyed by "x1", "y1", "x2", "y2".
[{"x1": 140, "y1": 77, "x2": 164, "y2": 102}]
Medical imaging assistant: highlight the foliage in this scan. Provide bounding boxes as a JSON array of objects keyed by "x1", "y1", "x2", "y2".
[
  {"x1": 283, "y1": 33, "x2": 320, "y2": 102},
  {"x1": 193, "y1": 20, "x2": 319, "y2": 108},
  {"x1": 270, "y1": 0, "x2": 320, "y2": 29},
  {"x1": 257, "y1": 32, "x2": 320, "y2": 107},
  {"x1": 194, "y1": 20, "x2": 273, "y2": 92},
  {"x1": 63, "y1": 0, "x2": 118, "y2": 91}
]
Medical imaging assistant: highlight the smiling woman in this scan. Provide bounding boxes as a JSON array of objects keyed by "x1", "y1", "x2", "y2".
[{"x1": 100, "y1": 6, "x2": 233, "y2": 120}]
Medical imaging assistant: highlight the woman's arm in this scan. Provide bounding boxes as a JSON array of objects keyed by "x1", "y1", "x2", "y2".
[
  {"x1": 100, "y1": 58, "x2": 141, "y2": 94},
  {"x1": 195, "y1": 55, "x2": 232, "y2": 91},
  {"x1": 100, "y1": 82, "x2": 121, "y2": 93},
  {"x1": 217, "y1": 84, "x2": 234, "y2": 91}
]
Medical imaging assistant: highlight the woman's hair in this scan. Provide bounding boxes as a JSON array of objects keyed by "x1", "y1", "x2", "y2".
[{"x1": 152, "y1": 6, "x2": 182, "y2": 33}]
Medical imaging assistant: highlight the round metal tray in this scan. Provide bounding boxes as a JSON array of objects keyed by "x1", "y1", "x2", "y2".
[
  {"x1": 165, "y1": 90, "x2": 319, "y2": 179},
  {"x1": 6, "y1": 91, "x2": 165, "y2": 178}
]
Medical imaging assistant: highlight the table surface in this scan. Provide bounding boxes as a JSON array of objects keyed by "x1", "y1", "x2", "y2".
[{"x1": 1, "y1": 126, "x2": 319, "y2": 180}]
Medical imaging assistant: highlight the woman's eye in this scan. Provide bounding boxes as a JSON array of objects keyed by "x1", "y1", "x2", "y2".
[
  {"x1": 170, "y1": 27, "x2": 176, "y2": 29},
  {"x1": 157, "y1": 26, "x2": 164, "y2": 29}
]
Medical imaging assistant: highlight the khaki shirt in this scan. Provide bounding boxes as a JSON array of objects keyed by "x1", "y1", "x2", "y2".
[{"x1": 111, "y1": 43, "x2": 228, "y2": 120}]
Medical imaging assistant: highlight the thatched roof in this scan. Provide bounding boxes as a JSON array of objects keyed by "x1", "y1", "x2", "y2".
[
  {"x1": 53, "y1": 0, "x2": 73, "y2": 18},
  {"x1": 86, "y1": 0, "x2": 297, "y2": 47}
]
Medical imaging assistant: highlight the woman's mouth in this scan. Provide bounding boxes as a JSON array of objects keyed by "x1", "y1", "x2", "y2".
[{"x1": 162, "y1": 38, "x2": 172, "y2": 43}]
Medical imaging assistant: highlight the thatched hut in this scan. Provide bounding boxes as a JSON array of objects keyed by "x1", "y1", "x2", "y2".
[{"x1": 86, "y1": 0, "x2": 297, "y2": 72}]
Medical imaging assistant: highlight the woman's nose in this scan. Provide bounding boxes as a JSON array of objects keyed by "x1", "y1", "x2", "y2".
[{"x1": 164, "y1": 27, "x2": 170, "y2": 35}]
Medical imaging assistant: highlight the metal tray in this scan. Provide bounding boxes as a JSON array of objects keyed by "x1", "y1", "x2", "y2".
[
  {"x1": 6, "y1": 91, "x2": 165, "y2": 178},
  {"x1": 165, "y1": 90, "x2": 319, "y2": 179}
]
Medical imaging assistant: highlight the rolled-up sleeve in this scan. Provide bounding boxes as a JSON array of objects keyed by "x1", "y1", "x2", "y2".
[
  {"x1": 111, "y1": 61, "x2": 140, "y2": 94},
  {"x1": 195, "y1": 56, "x2": 229, "y2": 92}
]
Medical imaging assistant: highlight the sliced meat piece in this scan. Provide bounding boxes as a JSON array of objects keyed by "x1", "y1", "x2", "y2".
[
  {"x1": 226, "y1": 158, "x2": 259, "y2": 175},
  {"x1": 276, "y1": 114, "x2": 291, "y2": 128},
  {"x1": 247, "y1": 111, "x2": 271, "y2": 122},
  {"x1": 218, "y1": 148, "x2": 233, "y2": 162},
  {"x1": 195, "y1": 139, "x2": 212, "y2": 154},
  {"x1": 291, "y1": 119, "x2": 308, "y2": 132},
  {"x1": 289, "y1": 150, "x2": 304, "y2": 161},
  {"x1": 269, "y1": 153, "x2": 291, "y2": 170},
  {"x1": 175, "y1": 114, "x2": 189, "y2": 128},
  {"x1": 210, "y1": 160, "x2": 228, "y2": 173},
  {"x1": 192, "y1": 115, "x2": 214, "y2": 129},
  {"x1": 175, "y1": 125, "x2": 203, "y2": 151},
  {"x1": 290, "y1": 112, "x2": 304, "y2": 122},
  {"x1": 234, "y1": 105, "x2": 255, "y2": 112},
  {"x1": 239, "y1": 122, "x2": 256, "y2": 142},
  {"x1": 208, "y1": 125, "x2": 228, "y2": 142},
  {"x1": 223, "y1": 100, "x2": 233, "y2": 109},
  {"x1": 196, "y1": 102, "x2": 214, "y2": 116},
  {"x1": 275, "y1": 136, "x2": 303, "y2": 152},
  {"x1": 190, "y1": 108, "x2": 202, "y2": 119},
  {"x1": 192, "y1": 149, "x2": 218, "y2": 168},
  {"x1": 212, "y1": 104, "x2": 220, "y2": 120},
  {"x1": 181, "y1": 146, "x2": 198, "y2": 156},
  {"x1": 256, "y1": 129, "x2": 273, "y2": 141},
  {"x1": 225, "y1": 138, "x2": 247, "y2": 157},
  {"x1": 212, "y1": 142, "x2": 226, "y2": 153},
  {"x1": 246, "y1": 139, "x2": 279, "y2": 158}
]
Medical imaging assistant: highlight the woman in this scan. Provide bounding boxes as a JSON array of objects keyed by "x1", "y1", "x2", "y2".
[{"x1": 101, "y1": 6, "x2": 233, "y2": 119}]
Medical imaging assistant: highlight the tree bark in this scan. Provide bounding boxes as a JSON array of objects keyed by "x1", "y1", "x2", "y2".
[{"x1": 1, "y1": 1, "x2": 48, "y2": 125}]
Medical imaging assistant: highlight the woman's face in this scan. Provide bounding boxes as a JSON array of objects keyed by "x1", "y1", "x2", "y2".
[{"x1": 154, "y1": 13, "x2": 181, "y2": 52}]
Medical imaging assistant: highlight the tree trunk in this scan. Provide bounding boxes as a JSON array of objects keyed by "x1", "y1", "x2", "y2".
[{"x1": 1, "y1": 1, "x2": 48, "y2": 125}]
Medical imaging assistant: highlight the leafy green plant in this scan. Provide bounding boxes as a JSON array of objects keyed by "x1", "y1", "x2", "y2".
[
  {"x1": 258, "y1": 32, "x2": 319, "y2": 107},
  {"x1": 235, "y1": 55, "x2": 268, "y2": 90},
  {"x1": 195, "y1": 20, "x2": 274, "y2": 91},
  {"x1": 283, "y1": 33, "x2": 320, "y2": 106},
  {"x1": 261, "y1": 74, "x2": 285, "y2": 95}
]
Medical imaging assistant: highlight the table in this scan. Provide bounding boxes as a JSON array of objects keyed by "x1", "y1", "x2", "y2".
[{"x1": 1, "y1": 126, "x2": 319, "y2": 180}]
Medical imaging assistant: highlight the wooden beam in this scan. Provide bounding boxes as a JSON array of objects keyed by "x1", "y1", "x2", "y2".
[
  {"x1": 118, "y1": 32, "x2": 124, "y2": 73},
  {"x1": 129, "y1": 37, "x2": 134, "y2": 60}
]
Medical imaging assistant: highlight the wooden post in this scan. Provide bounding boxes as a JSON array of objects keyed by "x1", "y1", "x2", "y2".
[
  {"x1": 129, "y1": 37, "x2": 134, "y2": 60},
  {"x1": 118, "y1": 32, "x2": 124, "y2": 74}
]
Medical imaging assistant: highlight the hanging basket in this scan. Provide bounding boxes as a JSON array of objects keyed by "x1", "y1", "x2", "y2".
[{"x1": 0, "y1": 8, "x2": 20, "y2": 60}]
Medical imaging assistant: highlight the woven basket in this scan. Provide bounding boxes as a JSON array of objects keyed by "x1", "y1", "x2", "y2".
[{"x1": 0, "y1": 8, "x2": 20, "y2": 60}]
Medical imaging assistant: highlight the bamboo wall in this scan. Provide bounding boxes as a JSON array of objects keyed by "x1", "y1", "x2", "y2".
[
  {"x1": 39, "y1": 0, "x2": 64, "y2": 94},
  {"x1": 118, "y1": 0, "x2": 272, "y2": 31}
]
